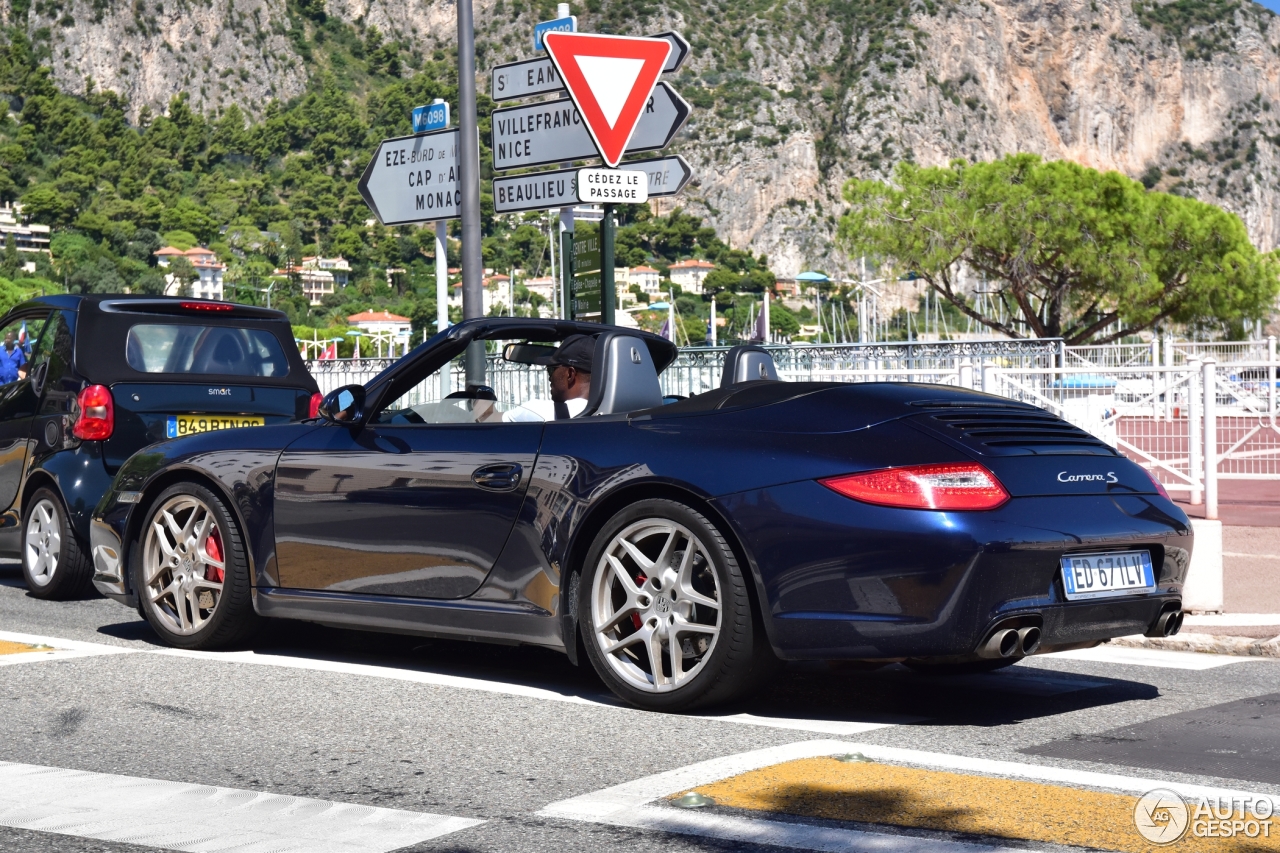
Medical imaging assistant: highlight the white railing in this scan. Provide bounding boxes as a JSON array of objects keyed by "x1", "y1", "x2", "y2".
[{"x1": 304, "y1": 336, "x2": 1280, "y2": 517}]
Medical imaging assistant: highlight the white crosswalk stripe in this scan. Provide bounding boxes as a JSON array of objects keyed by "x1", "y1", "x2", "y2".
[{"x1": 0, "y1": 761, "x2": 482, "y2": 853}]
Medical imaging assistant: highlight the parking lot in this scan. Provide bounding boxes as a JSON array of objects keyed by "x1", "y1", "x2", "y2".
[{"x1": 3, "y1": 561, "x2": 1279, "y2": 853}]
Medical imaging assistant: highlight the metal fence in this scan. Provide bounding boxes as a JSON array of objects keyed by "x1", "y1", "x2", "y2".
[{"x1": 305, "y1": 335, "x2": 1279, "y2": 517}]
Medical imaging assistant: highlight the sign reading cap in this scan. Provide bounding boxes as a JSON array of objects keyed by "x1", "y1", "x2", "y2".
[{"x1": 543, "y1": 32, "x2": 671, "y2": 168}]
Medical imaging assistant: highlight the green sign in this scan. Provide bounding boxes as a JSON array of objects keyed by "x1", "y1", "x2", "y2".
[{"x1": 572, "y1": 233, "x2": 601, "y2": 322}]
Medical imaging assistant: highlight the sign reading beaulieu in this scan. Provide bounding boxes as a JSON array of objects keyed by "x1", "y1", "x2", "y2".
[
  {"x1": 492, "y1": 154, "x2": 692, "y2": 214},
  {"x1": 357, "y1": 128, "x2": 460, "y2": 226}
]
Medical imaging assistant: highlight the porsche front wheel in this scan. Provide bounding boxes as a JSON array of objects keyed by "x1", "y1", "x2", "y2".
[
  {"x1": 135, "y1": 483, "x2": 259, "y2": 650},
  {"x1": 579, "y1": 499, "x2": 765, "y2": 711}
]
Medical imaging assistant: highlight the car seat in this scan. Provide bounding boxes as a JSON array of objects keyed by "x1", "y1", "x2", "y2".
[
  {"x1": 719, "y1": 345, "x2": 779, "y2": 388},
  {"x1": 580, "y1": 333, "x2": 663, "y2": 416}
]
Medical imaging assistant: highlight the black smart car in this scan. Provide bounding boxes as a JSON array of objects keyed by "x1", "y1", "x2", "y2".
[{"x1": 2, "y1": 295, "x2": 318, "y2": 599}]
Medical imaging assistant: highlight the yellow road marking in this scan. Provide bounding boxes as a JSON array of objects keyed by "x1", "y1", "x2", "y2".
[
  {"x1": 689, "y1": 757, "x2": 1279, "y2": 852},
  {"x1": 0, "y1": 640, "x2": 51, "y2": 655}
]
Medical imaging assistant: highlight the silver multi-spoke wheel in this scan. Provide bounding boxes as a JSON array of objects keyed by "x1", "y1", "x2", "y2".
[
  {"x1": 24, "y1": 498, "x2": 61, "y2": 588},
  {"x1": 142, "y1": 495, "x2": 227, "y2": 636},
  {"x1": 590, "y1": 518, "x2": 722, "y2": 693}
]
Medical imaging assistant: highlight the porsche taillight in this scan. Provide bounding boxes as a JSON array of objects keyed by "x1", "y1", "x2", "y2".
[
  {"x1": 1143, "y1": 468, "x2": 1171, "y2": 500},
  {"x1": 308, "y1": 392, "x2": 323, "y2": 419},
  {"x1": 820, "y1": 462, "x2": 1010, "y2": 511},
  {"x1": 73, "y1": 384, "x2": 114, "y2": 441}
]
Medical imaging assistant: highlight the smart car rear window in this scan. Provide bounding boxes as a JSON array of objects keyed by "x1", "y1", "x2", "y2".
[{"x1": 125, "y1": 324, "x2": 290, "y2": 377}]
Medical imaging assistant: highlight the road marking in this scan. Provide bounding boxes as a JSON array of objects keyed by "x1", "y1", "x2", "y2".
[
  {"x1": 0, "y1": 630, "x2": 136, "y2": 667},
  {"x1": 0, "y1": 761, "x2": 483, "y2": 853},
  {"x1": 541, "y1": 740, "x2": 1280, "y2": 853},
  {"x1": 0, "y1": 630, "x2": 905, "y2": 735},
  {"x1": 1040, "y1": 644, "x2": 1263, "y2": 669},
  {"x1": 694, "y1": 757, "x2": 1269, "y2": 853}
]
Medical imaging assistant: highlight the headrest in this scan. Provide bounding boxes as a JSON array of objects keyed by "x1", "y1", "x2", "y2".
[
  {"x1": 720, "y1": 345, "x2": 779, "y2": 388},
  {"x1": 582, "y1": 333, "x2": 664, "y2": 416}
]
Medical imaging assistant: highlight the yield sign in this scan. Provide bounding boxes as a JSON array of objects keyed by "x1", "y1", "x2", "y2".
[{"x1": 543, "y1": 32, "x2": 671, "y2": 168}]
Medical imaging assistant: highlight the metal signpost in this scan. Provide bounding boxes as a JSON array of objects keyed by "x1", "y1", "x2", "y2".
[{"x1": 357, "y1": 129, "x2": 461, "y2": 226}]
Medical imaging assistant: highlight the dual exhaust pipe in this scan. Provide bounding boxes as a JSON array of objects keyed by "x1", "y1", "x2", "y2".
[
  {"x1": 978, "y1": 625, "x2": 1041, "y2": 659},
  {"x1": 1146, "y1": 608, "x2": 1184, "y2": 638}
]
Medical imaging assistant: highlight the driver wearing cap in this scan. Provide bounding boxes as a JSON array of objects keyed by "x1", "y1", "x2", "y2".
[{"x1": 503, "y1": 334, "x2": 594, "y2": 422}]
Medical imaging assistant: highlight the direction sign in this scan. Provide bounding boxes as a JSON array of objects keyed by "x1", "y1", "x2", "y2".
[
  {"x1": 491, "y1": 31, "x2": 690, "y2": 103},
  {"x1": 573, "y1": 231, "x2": 602, "y2": 321},
  {"x1": 411, "y1": 101, "x2": 449, "y2": 133},
  {"x1": 533, "y1": 15, "x2": 576, "y2": 51},
  {"x1": 543, "y1": 32, "x2": 671, "y2": 167},
  {"x1": 358, "y1": 128, "x2": 460, "y2": 226},
  {"x1": 491, "y1": 81, "x2": 689, "y2": 171},
  {"x1": 492, "y1": 155, "x2": 692, "y2": 214}
]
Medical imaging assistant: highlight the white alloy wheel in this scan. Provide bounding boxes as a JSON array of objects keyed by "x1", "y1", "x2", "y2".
[
  {"x1": 590, "y1": 518, "x2": 722, "y2": 693},
  {"x1": 24, "y1": 498, "x2": 61, "y2": 588},
  {"x1": 141, "y1": 494, "x2": 227, "y2": 636}
]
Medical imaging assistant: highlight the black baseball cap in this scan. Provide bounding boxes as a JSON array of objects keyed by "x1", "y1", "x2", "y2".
[{"x1": 535, "y1": 334, "x2": 595, "y2": 372}]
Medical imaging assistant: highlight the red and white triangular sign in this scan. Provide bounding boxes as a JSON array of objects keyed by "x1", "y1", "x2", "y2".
[{"x1": 543, "y1": 32, "x2": 671, "y2": 168}]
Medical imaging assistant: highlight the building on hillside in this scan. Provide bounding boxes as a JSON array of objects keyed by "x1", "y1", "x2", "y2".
[
  {"x1": 348, "y1": 310, "x2": 413, "y2": 356},
  {"x1": 616, "y1": 265, "x2": 661, "y2": 295},
  {"x1": 155, "y1": 246, "x2": 226, "y2": 300},
  {"x1": 524, "y1": 275, "x2": 557, "y2": 306},
  {"x1": 668, "y1": 259, "x2": 714, "y2": 295},
  {"x1": 302, "y1": 256, "x2": 350, "y2": 287},
  {"x1": 0, "y1": 204, "x2": 50, "y2": 271}
]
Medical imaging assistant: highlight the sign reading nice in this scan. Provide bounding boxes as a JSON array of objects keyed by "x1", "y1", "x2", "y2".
[{"x1": 542, "y1": 32, "x2": 671, "y2": 167}]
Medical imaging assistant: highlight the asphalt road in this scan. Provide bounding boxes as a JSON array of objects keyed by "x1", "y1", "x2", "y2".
[{"x1": 3, "y1": 560, "x2": 1280, "y2": 853}]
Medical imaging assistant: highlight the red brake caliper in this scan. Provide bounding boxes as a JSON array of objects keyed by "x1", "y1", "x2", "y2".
[
  {"x1": 205, "y1": 528, "x2": 224, "y2": 583},
  {"x1": 631, "y1": 573, "x2": 647, "y2": 629}
]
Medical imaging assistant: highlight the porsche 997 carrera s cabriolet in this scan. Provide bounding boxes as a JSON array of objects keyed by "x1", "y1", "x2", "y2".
[{"x1": 89, "y1": 318, "x2": 1192, "y2": 711}]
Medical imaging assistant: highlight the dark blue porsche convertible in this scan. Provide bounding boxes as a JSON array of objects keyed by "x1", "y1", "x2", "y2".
[{"x1": 90, "y1": 318, "x2": 1192, "y2": 711}]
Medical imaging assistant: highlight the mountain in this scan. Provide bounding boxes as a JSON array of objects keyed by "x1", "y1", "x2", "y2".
[{"x1": 2, "y1": 0, "x2": 1280, "y2": 278}]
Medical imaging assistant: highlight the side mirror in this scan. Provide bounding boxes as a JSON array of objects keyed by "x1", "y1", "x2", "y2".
[{"x1": 318, "y1": 384, "x2": 366, "y2": 425}]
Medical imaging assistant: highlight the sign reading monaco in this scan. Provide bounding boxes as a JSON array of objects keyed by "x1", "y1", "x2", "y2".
[{"x1": 542, "y1": 32, "x2": 671, "y2": 168}]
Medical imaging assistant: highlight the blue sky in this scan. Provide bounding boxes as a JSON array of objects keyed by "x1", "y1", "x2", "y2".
[{"x1": 1257, "y1": 0, "x2": 1280, "y2": 13}]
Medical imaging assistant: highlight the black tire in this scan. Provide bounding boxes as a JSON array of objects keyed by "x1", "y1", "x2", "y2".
[
  {"x1": 578, "y1": 498, "x2": 768, "y2": 712},
  {"x1": 132, "y1": 482, "x2": 260, "y2": 650},
  {"x1": 903, "y1": 657, "x2": 1021, "y2": 675},
  {"x1": 22, "y1": 487, "x2": 94, "y2": 600}
]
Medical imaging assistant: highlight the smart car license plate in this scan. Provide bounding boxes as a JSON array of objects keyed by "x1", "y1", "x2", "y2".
[
  {"x1": 1060, "y1": 551, "x2": 1155, "y2": 601},
  {"x1": 166, "y1": 415, "x2": 265, "y2": 438}
]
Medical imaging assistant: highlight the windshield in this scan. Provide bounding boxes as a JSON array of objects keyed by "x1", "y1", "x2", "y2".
[{"x1": 126, "y1": 324, "x2": 290, "y2": 377}]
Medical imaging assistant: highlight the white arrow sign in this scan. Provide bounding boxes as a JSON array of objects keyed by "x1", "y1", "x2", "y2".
[
  {"x1": 492, "y1": 155, "x2": 692, "y2": 214},
  {"x1": 491, "y1": 82, "x2": 689, "y2": 172},
  {"x1": 358, "y1": 129, "x2": 461, "y2": 226},
  {"x1": 491, "y1": 31, "x2": 689, "y2": 102}
]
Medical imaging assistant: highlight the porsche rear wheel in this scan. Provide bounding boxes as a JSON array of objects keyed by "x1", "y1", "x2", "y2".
[
  {"x1": 135, "y1": 483, "x2": 259, "y2": 650},
  {"x1": 579, "y1": 499, "x2": 765, "y2": 711}
]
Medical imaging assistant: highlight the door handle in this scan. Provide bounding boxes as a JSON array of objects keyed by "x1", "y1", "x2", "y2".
[{"x1": 471, "y1": 462, "x2": 523, "y2": 491}]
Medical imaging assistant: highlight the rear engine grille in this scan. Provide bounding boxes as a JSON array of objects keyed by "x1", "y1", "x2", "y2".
[{"x1": 916, "y1": 409, "x2": 1114, "y2": 456}]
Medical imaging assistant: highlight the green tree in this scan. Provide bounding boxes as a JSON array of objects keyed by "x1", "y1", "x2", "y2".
[
  {"x1": 840, "y1": 154, "x2": 1280, "y2": 343},
  {"x1": 165, "y1": 256, "x2": 196, "y2": 297}
]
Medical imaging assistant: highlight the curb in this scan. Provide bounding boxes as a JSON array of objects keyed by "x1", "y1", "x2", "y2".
[{"x1": 1110, "y1": 631, "x2": 1280, "y2": 657}]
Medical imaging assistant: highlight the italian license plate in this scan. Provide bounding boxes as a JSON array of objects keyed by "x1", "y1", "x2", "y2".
[
  {"x1": 166, "y1": 415, "x2": 265, "y2": 438},
  {"x1": 1060, "y1": 551, "x2": 1156, "y2": 601}
]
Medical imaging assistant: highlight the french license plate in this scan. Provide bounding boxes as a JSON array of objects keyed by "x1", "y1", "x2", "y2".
[
  {"x1": 1060, "y1": 551, "x2": 1156, "y2": 601},
  {"x1": 166, "y1": 415, "x2": 265, "y2": 438}
]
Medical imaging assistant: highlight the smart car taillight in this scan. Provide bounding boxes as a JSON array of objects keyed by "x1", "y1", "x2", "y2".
[
  {"x1": 820, "y1": 463, "x2": 1009, "y2": 511},
  {"x1": 73, "y1": 384, "x2": 114, "y2": 441},
  {"x1": 308, "y1": 392, "x2": 323, "y2": 418}
]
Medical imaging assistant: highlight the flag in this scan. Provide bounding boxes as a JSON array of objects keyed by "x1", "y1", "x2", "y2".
[
  {"x1": 754, "y1": 303, "x2": 767, "y2": 342},
  {"x1": 18, "y1": 320, "x2": 28, "y2": 353},
  {"x1": 704, "y1": 319, "x2": 713, "y2": 346},
  {"x1": 659, "y1": 317, "x2": 671, "y2": 341},
  {"x1": 321, "y1": 342, "x2": 337, "y2": 360}
]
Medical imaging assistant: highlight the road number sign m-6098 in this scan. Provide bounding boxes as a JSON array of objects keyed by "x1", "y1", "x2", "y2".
[
  {"x1": 358, "y1": 128, "x2": 460, "y2": 226},
  {"x1": 411, "y1": 102, "x2": 449, "y2": 133}
]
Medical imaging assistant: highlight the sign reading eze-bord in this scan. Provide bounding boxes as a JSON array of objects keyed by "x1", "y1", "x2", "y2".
[
  {"x1": 491, "y1": 82, "x2": 689, "y2": 171},
  {"x1": 357, "y1": 128, "x2": 460, "y2": 226}
]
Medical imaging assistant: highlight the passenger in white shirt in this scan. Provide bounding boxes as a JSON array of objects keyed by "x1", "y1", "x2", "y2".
[{"x1": 504, "y1": 334, "x2": 594, "y2": 422}]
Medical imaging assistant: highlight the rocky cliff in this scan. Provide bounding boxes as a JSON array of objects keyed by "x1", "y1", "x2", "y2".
[{"x1": 4, "y1": 0, "x2": 1279, "y2": 277}]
